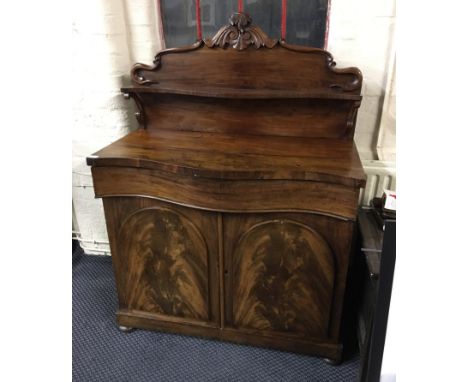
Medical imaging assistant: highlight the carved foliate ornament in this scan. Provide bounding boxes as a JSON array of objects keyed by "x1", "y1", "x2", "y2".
[{"x1": 204, "y1": 12, "x2": 278, "y2": 51}]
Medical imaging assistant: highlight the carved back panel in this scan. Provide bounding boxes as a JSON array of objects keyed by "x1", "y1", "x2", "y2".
[
  {"x1": 123, "y1": 12, "x2": 363, "y2": 140},
  {"x1": 132, "y1": 45, "x2": 361, "y2": 94}
]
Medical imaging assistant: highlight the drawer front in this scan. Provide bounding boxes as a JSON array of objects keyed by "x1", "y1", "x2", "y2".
[
  {"x1": 92, "y1": 166, "x2": 360, "y2": 220},
  {"x1": 223, "y1": 212, "x2": 355, "y2": 342}
]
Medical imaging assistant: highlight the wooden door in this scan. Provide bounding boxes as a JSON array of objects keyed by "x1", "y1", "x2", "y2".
[
  {"x1": 103, "y1": 197, "x2": 220, "y2": 325},
  {"x1": 223, "y1": 213, "x2": 337, "y2": 340}
]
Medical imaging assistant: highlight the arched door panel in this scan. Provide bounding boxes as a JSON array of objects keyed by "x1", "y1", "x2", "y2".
[
  {"x1": 118, "y1": 207, "x2": 210, "y2": 321},
  {"x1": 227, "y1": 218, "x2": 336, "y2": 339}
]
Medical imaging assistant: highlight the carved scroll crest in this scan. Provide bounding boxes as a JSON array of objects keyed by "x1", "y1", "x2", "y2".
[
  {"x1": 204, "y1": 12, "x2": 278, "y2": 51},
  {"x1": 128, "y1": 12, "x2": 362, "y2": 94}
]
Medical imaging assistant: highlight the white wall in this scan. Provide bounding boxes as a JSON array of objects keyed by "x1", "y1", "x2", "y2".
[
  {"x1": 72, "y1": 0, "x2": 162, "y2": 254},
  {"x1": 328, "y1": 0, "x2": 395, "y2": 160},
  {"x1": 72, "y1": 1, "x2": 396, "y2": 255}
]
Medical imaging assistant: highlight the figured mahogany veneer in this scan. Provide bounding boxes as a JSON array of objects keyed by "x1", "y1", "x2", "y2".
[{"x1": 88, "y1": 12, "x2": 366, "y2": 363}]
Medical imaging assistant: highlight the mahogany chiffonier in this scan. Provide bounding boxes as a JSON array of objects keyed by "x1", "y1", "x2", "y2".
[{"x1": 87, "y1": 12, "x2": 366, "y2": 363}]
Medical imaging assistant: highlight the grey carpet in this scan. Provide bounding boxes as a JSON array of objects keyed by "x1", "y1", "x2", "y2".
[{"x1": 72, "y1": 245, "x2": 359, "y2": 381}]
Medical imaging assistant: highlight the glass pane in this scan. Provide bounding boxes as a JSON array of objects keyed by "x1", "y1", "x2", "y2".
[
  {"x1": 200, "y1": 0, "x2": 237, "y2": 39},
  {"x1": 160, "y1": 0, "x2": 329, "y2": 49},
  {"x1": 244, "y1": 0, "x2": 282, "y2": 40},
  {"x1": 160, "y1": 0, "x2": 198, "y2": 48},
  {"x1": 286, "y1": 0, "x2": 328, "y2": 48}
]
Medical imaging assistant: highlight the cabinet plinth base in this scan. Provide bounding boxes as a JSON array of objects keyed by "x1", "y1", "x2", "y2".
[{"x1": 116, "y1": 309, "x2": 343, "y2": 362}]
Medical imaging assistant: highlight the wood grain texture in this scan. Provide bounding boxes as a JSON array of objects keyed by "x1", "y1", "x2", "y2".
[
  {"x1": 116, "y1": 309, "x2": 342, "y2": 360},
  {"x1": 88, "y1": 129, "x2": 366, "y2": 188},
  {"x1": 92, "y1": 166, "x2": 360, "y2": 220},
  {"x1": 119, "y1": 207, "x2": 209, "y2": 320},
  {"x1": 102, "y1": 197, "x2": 220, "y2": 324},
  {"x1": 223, "y1": 213, "x2": 355, "y2": 343},
  {"x1": 139, "y1": 94, "x2": 356, "y2": 139},
  {"x1": 131, "y1": 34, "x2": 361, "y2": 97},
  {"x1": 127, "y1": 39, "x2": 362, "y2": 138},
  {"x1": 130, "y1": 45, "x2": 361, "y2": 94},
  {"x1": 121, "y1": 86, "x2": 361, "y2": 100},
  {"x1": 88, "y1": 12, "x2": 365, "y2": 361},
  {"x1": 232, "y1": 220, "x2": 335, "y2": 338}
]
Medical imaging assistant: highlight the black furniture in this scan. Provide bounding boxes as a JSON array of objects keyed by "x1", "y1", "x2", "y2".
[{"x1": 356, "y1": 206, "x2": 396, "y2": 382}]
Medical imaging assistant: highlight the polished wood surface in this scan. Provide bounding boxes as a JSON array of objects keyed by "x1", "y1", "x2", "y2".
[
  {"x1": 116, "y1": 310, "x2": 342, "y2": 360},
  {"x1": 88, "y1": 129, "x2": 366, "y2": 187},
  {"x1": 120, "y1": 86, "x2": 362, "y2": 100},
  {"x1": 119, "y1": 208, "x2": 210, "y2": 320},
  {"x1": 132, "y1": 14, "x2": 361, "y2": 95},
  {"x1": 231, "y1": 220, "x2": 334, "y2": 337},
  {"x1": 125, "y1": 12, "x2": 362, "y2": 142},
  {"x1": 92, "y1": 166, "x2": 360, "y2": 220},
  {"x1": 134, "y1": 95, "x2": 359, "y2": 139},
  {"x1": 131, "y1": 40, "x2": 361, "y2": 95},
  {"x1": 102, "y1": 197, "x2": 220, "y2": 324},
  {"x1": 223, "y1": 212, "x2": 355, "y2": 343},
  {"x1": 125, "y1": 47, "x2": 362, "y2": 139},
  {"x1": 88, "y1": 12, "x2": 366, "y2": 363}
]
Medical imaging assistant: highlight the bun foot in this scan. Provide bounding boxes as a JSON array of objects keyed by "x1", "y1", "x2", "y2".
[
  {"x1": 118, "y1": 325, "x2": 135, "y2": 333},
  {"x1": 324, "y1": 357, "x2": 342, "y2": 366}
]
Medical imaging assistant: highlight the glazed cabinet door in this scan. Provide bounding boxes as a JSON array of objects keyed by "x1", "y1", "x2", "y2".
[
  {"x1": 103, "y1": 197, "x2": 220, "y2": 326},
  {"x1": 223, "y1": 213, "x2": 354, "y2": 343}
]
